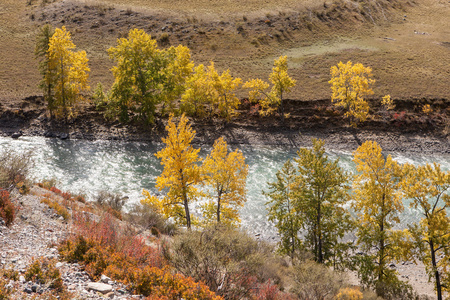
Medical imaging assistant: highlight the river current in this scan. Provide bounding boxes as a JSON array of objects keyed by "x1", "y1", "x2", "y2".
[{"x1": 2, "y1": 136, "x2": 449, "y2": 240}]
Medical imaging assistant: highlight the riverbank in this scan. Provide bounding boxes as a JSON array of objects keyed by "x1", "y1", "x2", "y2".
[{"x1": 0, "y1": 97, "x2": 448, "y2": 155}]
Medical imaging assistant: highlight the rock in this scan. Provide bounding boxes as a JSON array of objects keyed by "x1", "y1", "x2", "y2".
[
  {"x1": 32, "y1": 284, "x2": 39, "y2": 292},
  {"x1": 19, "y1": 275, "x2": 26, "y2": 283},
  {"x1": 55, "y1": 262, "x2": 63, "y2": 268},
  {"x1": 11, "y1": 132, "x2": 22, "y2": 139},
  {"x1": 86, "y1": 282, "x2": 113, "y2": 294},
  {"x1": 24, "y1": 287, "x2": 33, "y2": 294},
  {"x1": 59, "y1": 133, "x2": 69, "y2": 140},
  {"x1": 105, "y1": 291, "x2": 115, "y2": 298},
  {"x1": 101, "y1": 274, "x2": 111, "y2": 283}
]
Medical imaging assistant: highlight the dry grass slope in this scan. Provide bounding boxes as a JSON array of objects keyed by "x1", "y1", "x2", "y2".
[{"x1": 0, "y1": 0, "x2": 448, "y2": 105}]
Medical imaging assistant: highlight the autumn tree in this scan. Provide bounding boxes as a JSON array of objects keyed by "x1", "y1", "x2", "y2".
[
  {"x1": 329, "y1": 61, "x2": 374, "y2": 126},
  {"x1": 143, "y1": 114, "x2": 201, "y2": 229},
  {"x1": 181, "y1": 62, "x2": 241, "y2": 121},
  {"x1": 265, "y1": 159, "x2": 302, "y2": 260},
  {"x1": 295, "y1": 138, "x2": 352, "y2": 266},
  {"x1": 201, "y1": 137, "x2": 248, "y2": 226},
  {"x1": 47, "y1": 26, "x2": 90, "y2": 120},
  {"x1": 35, "y1": 24, "x2": 56, "y2": 117},
  {"x1": 352, "y1": 140, "x2": 407, "y2": 297},
  {"x1": 108, "y1": 28, "x2": 193, "y2": 123},
  {"x1": 401, "y1": 163, "x2": 450, "y2": 300},
  {"x1": 180, "y1": 64, "x2": 211, "y2": 118},
  {"x1": 244, "y1": 56, "x2": 296, "y2": 119}
]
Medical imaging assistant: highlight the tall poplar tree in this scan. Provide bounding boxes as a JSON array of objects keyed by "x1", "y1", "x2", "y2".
[
  {"x1": 295, "y1": 138, "x2": 352, "y2": 266},
  {"x1": 153, "y1": 114, "x2": 201, "y2": 229},
  {"x1": 47, "y1": 26, "x2": 90, "y2": 120},
  {"x1": 402, "y1": 163, "x2": 450, "y2": 300},
  {"x1": 265, "y1": 159, "x2": 302, "y2": 260},
  {"x1": 329, "y1": 61, "x2": 374, "y2": 126},
  {"x1": 352, "y1": 141, "x2": 407, "y2": 297},
  {"x1": 35, "y1": 24, "x2": 56, "y2": 117},
  {"x1": 201, "y1": 137, "x2": 248, "y2": 226}
]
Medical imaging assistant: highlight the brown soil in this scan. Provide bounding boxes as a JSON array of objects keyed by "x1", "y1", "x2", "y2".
[{"x1": 1, "y1": 95, "x2": 449, "y2": 155}]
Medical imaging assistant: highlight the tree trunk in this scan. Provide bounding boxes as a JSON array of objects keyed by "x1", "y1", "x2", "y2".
[
  {"x1": 430, "y1": 240, "x2": 442, "y2": 300},
  {"x1": 217, "y1": 193, "x2": 221, "y2": 223},
  {"x1": 317, "y1": 202, "x2": 323, "y2": 264}
]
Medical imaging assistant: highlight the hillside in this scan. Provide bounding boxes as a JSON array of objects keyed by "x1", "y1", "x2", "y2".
[{"x1": 0, "y1": 0, "x2": 449, "y2": 104}]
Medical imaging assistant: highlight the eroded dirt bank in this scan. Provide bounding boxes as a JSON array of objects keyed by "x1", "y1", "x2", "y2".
[{"x1": 0, "y1": 96, "x2": 448, "y2": 155}]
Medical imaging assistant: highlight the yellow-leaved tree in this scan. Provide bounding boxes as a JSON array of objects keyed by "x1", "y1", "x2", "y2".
[
  {"x1": 352, "y1": 140, "x2": 410, "y2": 298},
  {"x1": 201, "y1": 137, "x2": 248, "y2": 226},
  {"x1": 181, "y1": 62, "x2": 241, "y2": 121},
  {"x1": 143, "y1": 114, "x2": 201, "y2": 229},
  {"x1": 108, "y1": 28, "x2": 193, "y2": 124},
  {"x1": 329, "y1": 61, "x2": 374, "y2": 126},
  {"x1": 35, "y1": 24, "x2": 56, "y2": 117},
  {"x1": 180, "y1": 64, "x2": 211, "y2": 118},
  {"x1": 244, "y1": 55, "x2": 295, "y2": 119},
  {"x1": 48, "y1": 26, "x2": 90, "y2": 121},
  {"x1": 401, "y1": 163, "x2": 450, "y2": 300}
]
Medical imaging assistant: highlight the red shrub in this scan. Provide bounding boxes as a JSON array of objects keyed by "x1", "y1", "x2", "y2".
[{"x1": 0, "y1": 190, "x2": 15, "y2": 226}]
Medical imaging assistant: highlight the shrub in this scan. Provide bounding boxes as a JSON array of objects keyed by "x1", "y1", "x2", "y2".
[
  {"x1": 126, "y1": 202, "x2": 177, "y2": 236},
  {"x1": 58, "y1": 213, "x2": 220, "y2": 298},
  {"x1": 335, "y1": 287, "x2": 364, "y2": 300},
  {"x1": 0, "y1": 276, "x2": 11, "y2": 300},
  {"x1": 0, "y1": 191, "x2": 15, "y2": 226},
  {"x1": 290, "y1": 260, "x2": 347, "y2": 299},
  {"x1": 40, "y1": 198, "x2": 70, "y2": 220},
  {"x1": 165, "y1": 225, "x2": 284, "y2": 299},
  {"x1": 24, "y1": 258, "x2": 64, "y2": 293},
  {"x1": 0, "y1": 149, "x2": 34, "y2": 190},
  {"x1": 95, "y1": 190, "x2": 127, "y2": 220}
]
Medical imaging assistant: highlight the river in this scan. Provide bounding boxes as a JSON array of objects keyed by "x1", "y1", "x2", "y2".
[{"x1": 1, "y1": 136, "x2": 449, "y2": 240}]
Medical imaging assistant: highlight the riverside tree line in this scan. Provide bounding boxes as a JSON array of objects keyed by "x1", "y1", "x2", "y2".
[
  {"x1": 35, "y1": 25, "x2": 395, "y2": 126},
  {"x1": 33, "y1": 25, "x2": 449, "y2": 299}
]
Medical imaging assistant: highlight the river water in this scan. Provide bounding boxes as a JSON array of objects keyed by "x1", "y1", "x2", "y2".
[{"x1": 2, "y1": 136, "x2": 449, "y2": 240}]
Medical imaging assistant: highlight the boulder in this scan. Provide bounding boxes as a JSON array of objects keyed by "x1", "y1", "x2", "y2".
[{"x1": 86, "y1": 282, "x2": 113, "y2": 294}]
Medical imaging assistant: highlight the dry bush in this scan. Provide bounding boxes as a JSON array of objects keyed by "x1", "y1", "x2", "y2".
[
  {"x1": 125, "y1": 202, "x2": 177, "y2": 236},
  {"x1": 165, "y1": 225, "x2": 288, "y2": 299},
  {"x1": 0, "y1": 149, "x2": 34, "y2": 190},
  {"x1": 94, "y1": 190, "x2": 127, "y2": 220},
  {"x1": 290, "y1": 260, "x2": 347, "y2": 299}
]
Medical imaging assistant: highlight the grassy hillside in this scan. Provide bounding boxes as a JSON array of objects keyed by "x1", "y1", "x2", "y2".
[{"x1": 0, "y1": 0, "x2": 449, "y2": 104}]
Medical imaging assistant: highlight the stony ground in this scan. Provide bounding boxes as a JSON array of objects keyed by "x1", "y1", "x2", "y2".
[{"x1": 0, "y1": 186, "x2": 139, "y2": 299}]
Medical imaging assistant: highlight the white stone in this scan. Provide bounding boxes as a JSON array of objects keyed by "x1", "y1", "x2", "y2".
[
  {"x1": 19, "y1": 275, "x2": 25, "y2": 283},
  {"x1": 87, "y1": 282, "x2": 113, "y2": 294},
  {"x1": 101, "y1": 274, "x2": 111, "y2": 283}
]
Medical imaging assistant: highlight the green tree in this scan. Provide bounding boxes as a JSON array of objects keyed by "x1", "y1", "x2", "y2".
[
  {"x1": 295, "y1": 138, "x2": 352, "y2": 266},
  {"x1": 201, "y1": 137, "x2": 248, "y2": 226},
  {"x1": 108, "y1": 28, "x2": 193, "y2": 123},
  {"x1": 244, "y1": 55, "x2": 296, "y2": 119},
  {"x1": 48, "y1": 26, "x2": 90, "y2": 120},
  {"x1": 352, "y1": 140, "x2": 407, "y2": 297},
  {"x1": 401, "y1": 163, "x2": 450, "y2": 300},
  {"x1": 143, "y1": 114, "x2": 201, "y2": 229},
  {"x1": 35, "y1": 24, "x2": 56, "y2": 117},
  {"x1": 329, "y1": 61, "x2": 374, "y2": 126},
  {"x1": 265, "y1": 159, "x2": 302, "y2": 260}
]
